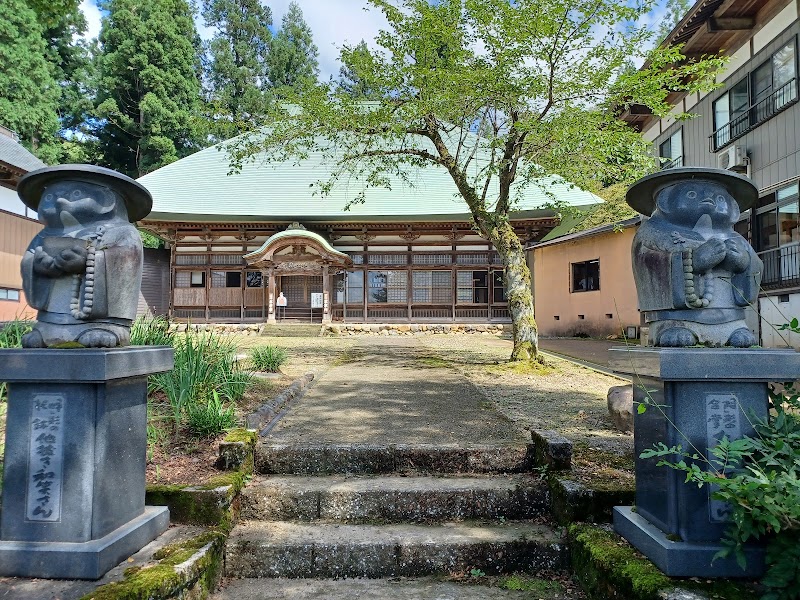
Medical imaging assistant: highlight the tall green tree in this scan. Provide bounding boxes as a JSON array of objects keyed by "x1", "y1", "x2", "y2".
[
  {"x1": 202, "y1": 0, "x2": 273, "y2": 138},
  {"x1": 227, "y1": 0, "x2": 724, "y2": 362},
  {"x1": 93, "y1": 0, "x2": 204, "y2": 177},
  {"x1": 29, "y1": 0, "x2": 97, "y2": 162},
  {"x1": 267, "y1": 1, "x2": 319, "y2": 89},
  {"x1": 337, "y1": 40, "x2": 380, "y2": 99},
  {"x1": 0, "y1": 0, "x2": 60, "y2": 163}
]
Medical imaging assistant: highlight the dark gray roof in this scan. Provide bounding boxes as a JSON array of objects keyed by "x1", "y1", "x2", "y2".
[
  {"x1": 0, "y1": 135, "x2": 46, "y2": 173},
  {"x1": 526, "y1": 216, "x2": 642, "y2": 250}
]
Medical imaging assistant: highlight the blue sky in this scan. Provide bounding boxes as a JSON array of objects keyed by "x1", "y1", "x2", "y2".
[{"x1": 79, "y1": 0, "x2": 673, "y2": 82}]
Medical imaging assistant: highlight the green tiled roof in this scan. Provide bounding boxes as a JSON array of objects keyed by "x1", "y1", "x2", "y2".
[{"x1": 139, "y1": 136, "x2": 602, "y2": 222}]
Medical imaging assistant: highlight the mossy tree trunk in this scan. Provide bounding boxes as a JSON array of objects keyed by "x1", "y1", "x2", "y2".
[
  {"x1": 487, "y1": 220, "x2": 538, "y2": 361},
  {"x1": 422, "y1": 121, "x2": 540, "y2": 363}
]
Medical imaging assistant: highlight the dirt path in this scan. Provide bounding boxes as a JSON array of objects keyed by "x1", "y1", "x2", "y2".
[{"x1": 267, "y1": 337, "x2": 528, "y2": 446}]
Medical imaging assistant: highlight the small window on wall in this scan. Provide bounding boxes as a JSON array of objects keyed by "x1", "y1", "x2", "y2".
[
  {"x1": 456, "y1": 270, "x2": 488, "y2": 303},
  {"x1": 756, "y1": 182, "x2": 800, "y2": 251},
  {"x1": 658, "y1": 129, "x2": 683, "y2": 169},
  {"x1": 246, "y1": 271, "x2": 263, "y2": 288},
  {"x1": 572, "y1": 260, "x2": 600, "y2": 292},
  {"x1": 492, "y1": 270, "x2": 507, "y2": 303},
  {"x1": 176, "y1": 271, "x2": 205, "y2": 288},
  {"x1": 211, "y1": 271, "x2": 241, "y2": 288},
  {"x1": 0, "y1": 288, "x2": 20, "y2": 301}
]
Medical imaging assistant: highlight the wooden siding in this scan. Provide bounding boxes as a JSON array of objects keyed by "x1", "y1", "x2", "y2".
[
  {"x1": 655, "y1": 21, "x2": 800, "y2": 192},
  {"x1": 174, "y1": 288, "x2": 206, "y2": 306},
  {"x1": 138, "y1": 248, "x2": 170, "y2": 316},
  {"x1": 209, "y1": 287, "x2": 242, "y2": 307}
]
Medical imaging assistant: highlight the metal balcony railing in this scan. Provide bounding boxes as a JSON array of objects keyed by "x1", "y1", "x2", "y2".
[
  {"x1": 759, "y1": 243, "x2": 800, "y2": 289},
  {"x1": 660, "y1": 156, "x2": 683, "y2": 170},
  {"x1": 711, "y1": 78, "x2": 799, "y2": 151}
]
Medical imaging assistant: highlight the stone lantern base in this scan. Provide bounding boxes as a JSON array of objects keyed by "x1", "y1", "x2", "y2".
[
  {"x1": 610, "y1": 346, "x2": 800, "y2": 578},
  {"x1": 0, "y1": 347, "x2": 173, "y2": 580}
]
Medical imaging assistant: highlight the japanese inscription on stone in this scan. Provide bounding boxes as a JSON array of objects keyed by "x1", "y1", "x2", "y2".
[
  {"x1": 26, "y1": 393, "x2": 65, "y2": 521},
  {"x1": 705, "y1": 393, "x2": 741, "y2": 523}
]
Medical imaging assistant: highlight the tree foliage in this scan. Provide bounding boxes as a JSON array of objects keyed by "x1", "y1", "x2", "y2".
[
  {"x1": 0, "y1": 0, "x2": 61, "y2": 163},
  {"x1": 93, "y1": 0, "x2": 204, "y2": 177},
  {"x1": 202, "y1": 0, "x2": 274, "y2": 138},
  {"x1": 266, "y1": 1, "x2": 319, "y2": 89},
  {"x1": 226, "y1": 0, "x2": 723, "y2": 361},
  {"x1": 569, "y1": 183, "x2": 639, "y2": 233},
  {"x1": 338, "y1": 40, "x2": 380, "y2": 99}
]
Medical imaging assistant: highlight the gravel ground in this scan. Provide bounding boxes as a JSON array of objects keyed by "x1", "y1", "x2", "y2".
[{"x1": 414, "y1": 335, "x2": 634, "y2": 456}]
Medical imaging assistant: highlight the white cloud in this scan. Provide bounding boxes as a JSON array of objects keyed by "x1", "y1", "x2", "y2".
[
  {"x1": 79, "y1": 0, "x2": 102, "y2": 41},
  {"x1": 267, "y1": 1, "x2": 389, "y2": 81}
]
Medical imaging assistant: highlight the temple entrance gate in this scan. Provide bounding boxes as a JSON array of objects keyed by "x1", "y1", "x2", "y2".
[{"x1": 243, "y1": 223, "x2": 353, "y2": 324}]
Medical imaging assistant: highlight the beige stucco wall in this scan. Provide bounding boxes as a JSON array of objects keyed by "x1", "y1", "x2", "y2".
[
  {"x1": 0, "y1": 209, "x2": 41, "y2": 321},
  {"x1": 531, "y1": 226, "x2": 640, "y2": 338}
]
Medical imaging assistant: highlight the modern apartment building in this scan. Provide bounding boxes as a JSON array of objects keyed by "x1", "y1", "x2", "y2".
[{"x1": 621, "y1": 0, "x2": 800, "y2": 347}]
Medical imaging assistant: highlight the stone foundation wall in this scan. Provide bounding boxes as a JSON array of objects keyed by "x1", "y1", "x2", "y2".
[
  {"x1": 165, "y1": 323, "x2": 513, "y2": 336},
  {"x1": 322, "y1": 323, "x2": 512, "y2": 336}
]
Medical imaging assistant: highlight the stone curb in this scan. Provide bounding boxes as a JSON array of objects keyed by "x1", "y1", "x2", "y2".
[
  {"x1": 530, "y1": 429, "x2": 573, "y2": 471},
  {"x1": 548, "y1": 477, "x2": 635, "y2": 526},
  {"x1": 145, "y1": 484, "x2": 237, "y2": 527},
  {"x1": 81, "y1": 529, "x2": 227, "y2": 600},
  {"x1": 568, "y1": 524, "x2": 757, "y2": 600},
  {"x1": 246, "y1": 372, "x2": 315, "y2": 433},
  {"x1": 167, "y1": 323, "x2": 324, "y2": 337}
]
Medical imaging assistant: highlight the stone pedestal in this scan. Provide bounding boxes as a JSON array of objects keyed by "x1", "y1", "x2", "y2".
[
  {"x1": 609, "y1": 347, "x2": 800, "y2": 578},
  {"x1": 0, "y1": 346, "x2": 174, "y2": 579}
]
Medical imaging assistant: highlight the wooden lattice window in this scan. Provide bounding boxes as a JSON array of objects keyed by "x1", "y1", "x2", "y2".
[{"x1": 412, "y1": 271, "x2": 451, "y2": 303}]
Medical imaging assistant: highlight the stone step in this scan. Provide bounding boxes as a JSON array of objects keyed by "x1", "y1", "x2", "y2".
[
  {"x1": 212, "y1": 577, "x2": 570, "y2": 599},
  {"x1": 256, "y1": 443, "x2": 534, "y2": 475},
  {"x1": 241, "y1": 474, "x2": 549, "y2": 523},
  {"x1": 225, "y1": 521, "x2": 567, "y2": 579}
]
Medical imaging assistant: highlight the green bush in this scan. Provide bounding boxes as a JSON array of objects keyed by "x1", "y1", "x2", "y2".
[
  {"x1": 130, "y1": 315, "x2": 174, "y2": 346},
  {"x1": 250, "y1": 345, "x2": 288, "y2": 372},
  {"x1": 186, "y1": 391, "x2": 236, "y2": 437},
  {"x1": 148, "y1": 329, "x2": 252, "y2": 435}
]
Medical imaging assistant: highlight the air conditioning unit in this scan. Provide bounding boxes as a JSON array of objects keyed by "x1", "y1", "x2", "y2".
[{"x1": 717, "y1": 145, "x2": 749, "y2": 173}]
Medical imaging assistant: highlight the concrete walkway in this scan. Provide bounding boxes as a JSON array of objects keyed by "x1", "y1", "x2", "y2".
[
  {"x1": 268, "y1": 336, "x2": 528, "y2": 446},
  {"x1": 539, "y1": 338, "x2": 626, "y2": 368}
]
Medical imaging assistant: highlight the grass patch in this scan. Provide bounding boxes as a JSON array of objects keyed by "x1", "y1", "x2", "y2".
[
  {"x1": 332, "y1": 347, "x2": 366, "y2": 365},
  {"x1": 499, "y1": 574, "x2": 564, "y2": 593},
  {"x1": 487, "y1": 359, "x2": 555, "y2": 376},
  {"x1": 417, "y1": 356, "x2": 452, "y2": 368}
]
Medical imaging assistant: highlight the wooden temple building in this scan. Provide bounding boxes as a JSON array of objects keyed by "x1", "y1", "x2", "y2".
[{"x1": 139, "y1": 141, "x2": 600, "y2": 324}]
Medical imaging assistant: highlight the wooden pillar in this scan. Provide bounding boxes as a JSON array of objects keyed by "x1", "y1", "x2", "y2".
[
  {"x1": 267, "y1": 268, "x2": 276, "y2": 324},
  {"x1": 322, "y1": 264, "x2": 331, "y2": 323}
]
